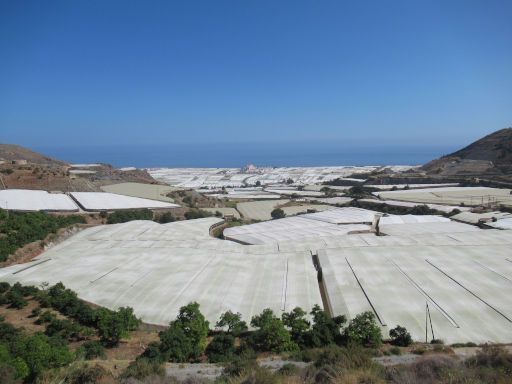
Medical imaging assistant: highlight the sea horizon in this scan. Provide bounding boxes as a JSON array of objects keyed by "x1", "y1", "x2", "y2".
[{"x1": 34, "y1": 142, "x2": 458, "y2": 169}]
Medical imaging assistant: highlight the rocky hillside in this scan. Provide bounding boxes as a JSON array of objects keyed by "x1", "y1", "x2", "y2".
[
  {"x1": 422, "y1": 128, "x2": 512, "y2": 176},
  {"x1": 0, "y1": 144, "x2": 66, "y2": 167},
  {"x1": 0, "y1": 144, "x2": 158, "y2": 191}
]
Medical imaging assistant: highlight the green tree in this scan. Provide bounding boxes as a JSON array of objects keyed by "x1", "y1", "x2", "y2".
[
  {"x1": 389, "y1": 325, "x2": 412, "y2": 347},
  {"x1": 344, "y1": 311, "x2": 382, "y2": 347},
  {"x1": 216, "y1": 310, "x2": 248, "y2": 336},
  {"x1": 158, "y1": 324, "x2": 193, "y2": 362},
  {"x1": 249, "y1": 309, "x2": 296, "y2": 353},
  {"x1": 97, "y1": 310, "x2": 124, "y2": 346},
  {"x1": 308, "y1": 304, "x2": 346, "y2": 347},
  {"x1": 158, "y1": 302, "x2": 209, "y2": 362},
  {"x1": 175, "y1": 302, "x2": 209, "y2": 357},
  {"x1": 206, "y1": 333, "x2": 236, "y2": 363},
  {"x1": 270, "y1": 208, "x2": 285, "y2": 220},
  {"x1": 282, "y1": 307, "x2": 310, "y2": 346}
]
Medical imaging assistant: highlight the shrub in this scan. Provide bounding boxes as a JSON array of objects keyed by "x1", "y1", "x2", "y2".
[
  {"x1": 270, "y1": 208, "x2": 285, "y2": 220},
  {"x1": 121, "y1": 358, "x2": 165, "y2": 380},
  {"x1": 389, "y1": 325, "x2": 412, "y2": 347},
  {"x1": 412, "y1": 346, "x2": 426, "y2": 355},
  {"x1": 6, "y1": 291, "x2": 27, "y2": 309},
  {"x1": 0, "y1": 282, "x2": 10, "y2": 294},
  {"x1": 282, "y1": 307, "x2": 310, "y2": 346},
  {"x1": 156, "y1": 212, "x2": 175, "y2": 223},
  {"x1": 158, "y1": 302, "x2": 209, "y2": 362},
  {"x1": 249, "y1": 309, "x2": 297, "y2": 353},
  {"x1": 344, "y1": 311, "x2": 382, "y2": 347},
  {"x1": 184, "y1": 209, "x2": 213, "y2": 220},
  {"x1": 314, "y1": 344, "x2": 373, "y2": 370},
  {"x1": 466, "y1": 344, "x2": 512, "y2": 371},
  {"x1": 29, "y1": 307, "x2": 41, "y2": 318},
  {"x1": 107, "y1": 209, "x2": 153, "y2": 224},
  {"x1": 222, "y1": 355, "x2": 258, "y2": 377},
  {"x1": 66, "y1": 364, "x2": 110, "y2": 384},
  {"x1": 308, "y1": 305, "x2": 346, "y2": 347},
  {"x1": 389, "y1": 346, "x2": 402, "y2": 355},
  {"x1": 278, "y1": 363, "x2": 301, "y2": 376},
  {"x1": 97, "y1": 307, "x2": 140, "y2": 346},
  {"x1": 36, "y1": 311, "x2": 56, "y2": 325},
  {"x1": 206, "y1": 333, "x2": 236, "y2": 363},
  {"x1": 80, "y1": 340, "x2": 106, "y2": 360}
]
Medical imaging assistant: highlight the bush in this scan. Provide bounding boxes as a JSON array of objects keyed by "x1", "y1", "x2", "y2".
[
  {"x1": 156, "y1": 212, "x2": 175, "y2": 223},
  {"x1": 282, "y1": 307, "x2": 310, "y2": 346},
  {"x1": 249, "y1": 309, "x2": 297, "y2": 353},
  {"x1": 389, "y1": 325, "x2": 412, "y2": 347},
  {"x1": 45, "y1": 318, "x2": 87, "y2": 341},
  {"x1": 107, "y1": 209, "x2": 153, "y2": 224},
  {"x1": 158, "y1": 302, "x2": 209, "y2": 362},
  {"x1": 184, "y1": 209, "x2": 213, "y2": 220},
  {"x1": 65, "y1": 364, "x2": 110, "y2": 384},
  {"x1": 121, "y1": 358, "x2": 165, "y2": 380},
  {"x1": 314, "y1": 344, "x2": 374, "y2": 370},
  {"x1": 6, "y1": 291, "x2": 27, "y2": 309},
  {"x1": 278, "y1": 363, "x2": 301, "y2": 376},
  {"x1": 389, "y1": 346, "x2": 402, "y2": 355},
  {"x1": 158, "y1": 325, "x2": 194, "y2": 362},
  {"x1": 344, "y1": 312, "x2": 382, "y2": 347},
  {"x1": 80, "y1": 340, "x2": 106, "y2": 360},
  {"x1": 206, "y1": 333, "x2": 236, "y2": 363},
  {"x1": 466, "y1": 344, "x2": 512, "y2": 371},
  {"x1": 222, "y1": 355, "x2": 258, "y2": 377},
  {"x1": 0, "y1": 282, "x2": 10, "y2": 294},
  {"x1": 308, "y1": 305, "x2": 346, "y2": 347},
  {"x1": 97, "y1": 307, "x2": 140, "y2": 346},
  {"x1": 36, "y1": 310, "x2": 56, "y2": 324},
  {"x1": 270, "y1": 208, "x2": 285, "y2": 220}
]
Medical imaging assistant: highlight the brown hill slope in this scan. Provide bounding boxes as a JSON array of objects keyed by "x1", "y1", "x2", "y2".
[
  {"x1": 0, "y1": 143, "x2": 67, "y2": 166},
  {"x1": 422, "y1": 128, "x2": 512, "y2": 176},
  {"x1": 0, "y1": 144, "x2": 158, "y2": 191}
]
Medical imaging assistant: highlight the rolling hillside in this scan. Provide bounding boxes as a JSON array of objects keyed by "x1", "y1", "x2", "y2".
[{"x1": 422, "y1": 128, "x2": 512, "y2": 176}]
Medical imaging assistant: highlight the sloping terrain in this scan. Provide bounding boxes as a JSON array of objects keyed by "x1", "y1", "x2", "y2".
[
  {"x1": 422, "y1": 128, "x2": 512, "y2": 176},
  {"x1": 0, "y1": 143, "x2": 66, "y2": 166},
  {"x1": 0, "y1": 144, "x2": 159, "y2": 191}
]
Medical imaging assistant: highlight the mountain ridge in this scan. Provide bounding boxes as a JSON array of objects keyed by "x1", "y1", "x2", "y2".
[{"x1": 422, "y1": 128, "x2": 512, "y2": 176}]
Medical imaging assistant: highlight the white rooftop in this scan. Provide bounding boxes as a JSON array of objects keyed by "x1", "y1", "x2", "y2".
[
  {"x1": 0, "y1": 218, "x2": 321, "y2": 327},
  {"x1": 70, "y1": 192, "x2": 179, "y2": 211},
  {"x1": 319, "y1": 240, "x2": 512, "y2": 344},
  {"x1": 0, "y1": 189, "x2": 78, "y2": 212}
]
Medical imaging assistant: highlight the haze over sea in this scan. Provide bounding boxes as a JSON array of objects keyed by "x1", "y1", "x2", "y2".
[{"x1": 35, "y1": 142, "x2": 456, "y2": 169}]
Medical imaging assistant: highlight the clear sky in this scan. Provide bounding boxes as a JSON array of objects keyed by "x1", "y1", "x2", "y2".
[{"x1": 1, "y1": 0, "x2": 511, "y2": 148}]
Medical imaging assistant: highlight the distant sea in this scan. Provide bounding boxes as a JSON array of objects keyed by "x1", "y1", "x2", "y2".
[{"x1": 35, "y1": 143, "x2": 457, "y2": 169}]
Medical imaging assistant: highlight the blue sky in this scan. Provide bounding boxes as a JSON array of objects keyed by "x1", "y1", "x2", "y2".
[{"x1": 1, "y1": 0, "x2": 511, "y2": 148}]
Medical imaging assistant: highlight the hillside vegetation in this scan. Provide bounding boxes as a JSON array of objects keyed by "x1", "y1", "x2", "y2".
[{"x1": 0, "y1": 209, "x2": 85, "y2": 262}]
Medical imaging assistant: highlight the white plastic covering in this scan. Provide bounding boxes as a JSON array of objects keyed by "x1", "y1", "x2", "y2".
[
  {"x1": 70, "y1": 192, "x2": 179, "y2": 211},
  {"x1": 318, "y1": 237, "x2": 512, "y2": 343},
  {"x1": 0, "y1": 218, "x2": 321, "y2": 326},
  {"x1": 0, "y1": 189, "x2": 78, "y2": 211}
]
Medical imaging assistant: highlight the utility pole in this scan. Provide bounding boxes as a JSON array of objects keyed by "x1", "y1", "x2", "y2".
[{"x1": 425, "y1": 301, "x2": 428, "y2": 343}]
